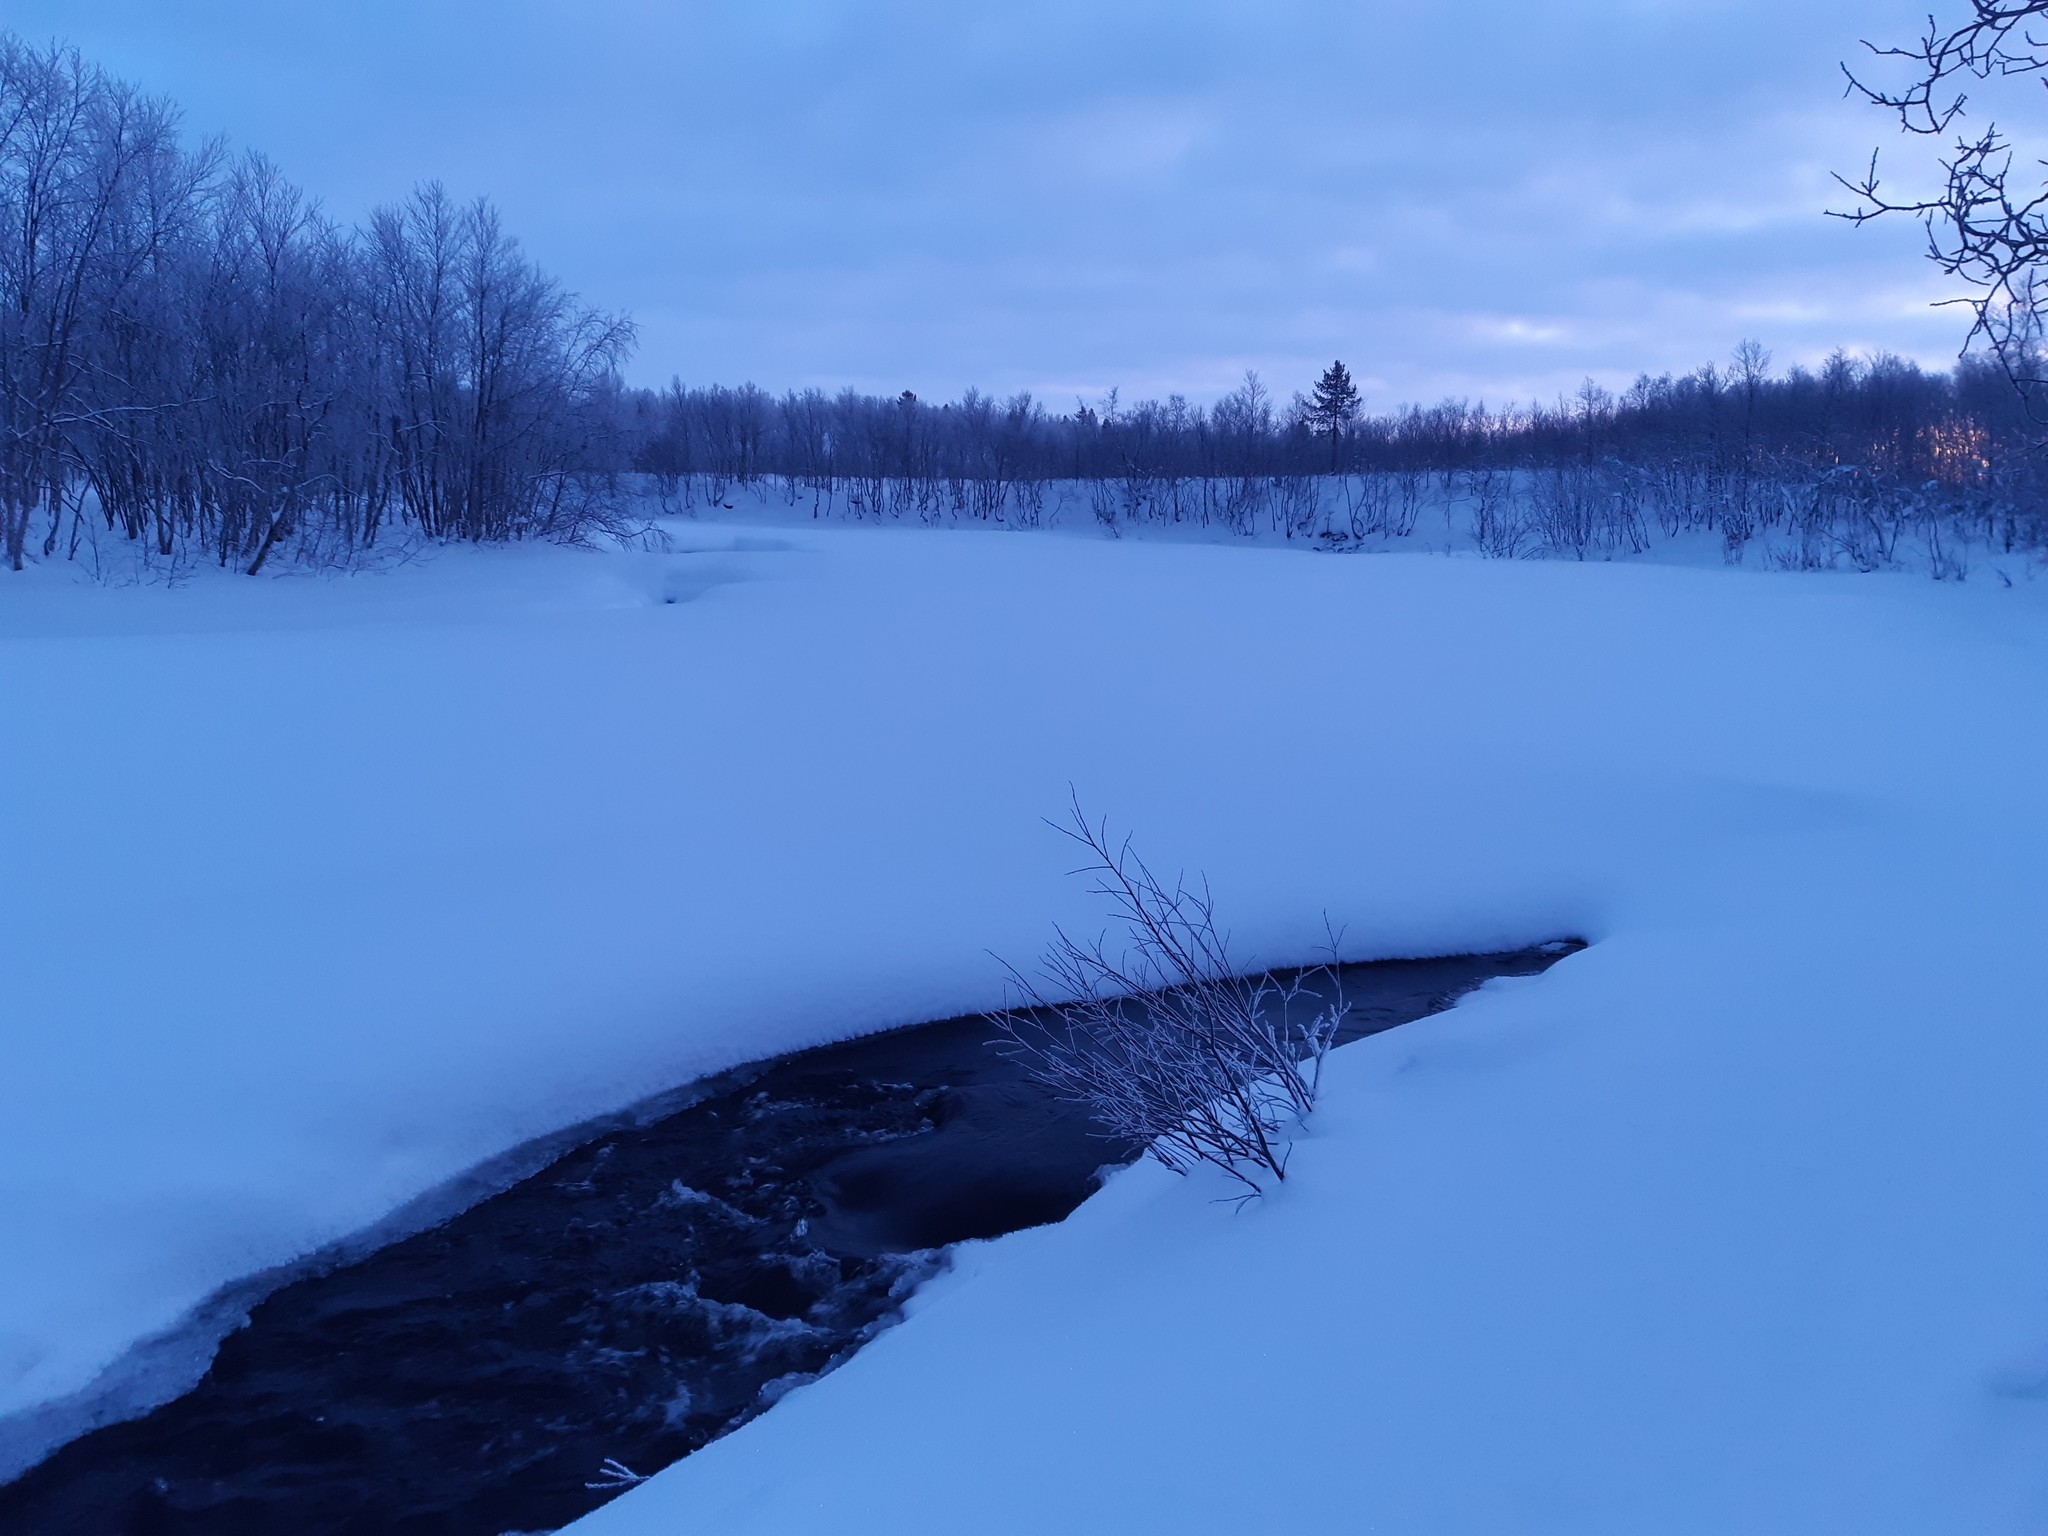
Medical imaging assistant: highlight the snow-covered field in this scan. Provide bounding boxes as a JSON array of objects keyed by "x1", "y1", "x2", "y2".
[{"x1": 4, "y1": 520, "x2": 2046, "y2": 1529}]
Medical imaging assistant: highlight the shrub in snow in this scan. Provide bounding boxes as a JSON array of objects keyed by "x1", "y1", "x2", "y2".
[{"x1": 995, "y1": 801, "x2": 1347, "y2": 1197}]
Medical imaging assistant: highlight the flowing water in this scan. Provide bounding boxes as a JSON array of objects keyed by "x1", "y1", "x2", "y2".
[{"x1": 0, "y1": 943, "x2": 1579, "y2": 1536}]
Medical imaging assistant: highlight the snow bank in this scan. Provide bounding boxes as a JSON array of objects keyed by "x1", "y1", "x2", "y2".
[
  {"x1": 3, "y1": 525, "x2": 2045, "y2": 1525},
  {"x1": 574, "y1": 852, "x2": 2048, "y2": 1532}
]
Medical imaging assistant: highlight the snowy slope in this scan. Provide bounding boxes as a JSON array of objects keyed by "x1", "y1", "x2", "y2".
[
  {"x1": 572, "y1": 870, "x2": 2048, "y2": 1534},
  {"x1": 3, "y1": 526, "x2": 2046, "y2": 1526}
]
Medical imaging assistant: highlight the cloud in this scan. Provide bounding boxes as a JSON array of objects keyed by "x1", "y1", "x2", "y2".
[{"x1": 6, "y1": 0, "x2": 1965, "y2": 403}]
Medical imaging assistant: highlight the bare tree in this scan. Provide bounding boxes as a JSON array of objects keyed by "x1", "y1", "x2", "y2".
[
  {"x1": 0, "y1": 38, "x2": 188, "y2": 569},
  {"x1": 0, "y1": 32, "x2": 635, "y2": 576},
  {"x1": 1838, "y1": 4, "x2": 2048, "y2": 408},
  {"x1": 993, "y1": 800, "x2": 1346, "y2": 1198}
]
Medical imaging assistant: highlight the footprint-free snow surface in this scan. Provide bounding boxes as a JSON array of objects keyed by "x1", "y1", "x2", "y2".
[
  {"x1": 0, "y1": 950, "x2": 1569, "y2": 1535},
  {"x1": 4, "y1": 522, "x2": 2048, "y2": 1532}
]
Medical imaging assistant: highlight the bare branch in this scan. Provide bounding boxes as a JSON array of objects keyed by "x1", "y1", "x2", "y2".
[
  {"x1": 992, "y1": 801, "x2": 1346, "y2": 1197},
  {"x1": 1840, "y1": 4, "x2": 2048, "y2": 415}
]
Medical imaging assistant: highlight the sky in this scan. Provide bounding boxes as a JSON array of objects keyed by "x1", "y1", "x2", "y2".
[{"x1": 7, "y1": 0, "x2": 1971, "y2": 408}]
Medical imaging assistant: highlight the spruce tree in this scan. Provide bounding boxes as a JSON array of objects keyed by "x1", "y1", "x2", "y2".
[{"x1": 1309, "y1": 360, "x2": 1361, "y2": 468}]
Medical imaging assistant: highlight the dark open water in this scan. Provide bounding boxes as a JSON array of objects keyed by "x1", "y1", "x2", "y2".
[{"x1": 0, "y1": 943, "x2": 1579, "y2": 1536}]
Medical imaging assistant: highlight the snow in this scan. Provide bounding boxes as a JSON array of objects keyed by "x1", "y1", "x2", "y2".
[
  {"x1": 3, "y1": 521, "x2": 2047, "y2": 1526},
  {"x1": 573, "y1": 875, "x2": 2048, "y2": 1533}
]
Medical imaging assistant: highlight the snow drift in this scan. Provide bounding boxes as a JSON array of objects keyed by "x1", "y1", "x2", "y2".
[{"x1": 3, "y1": 524, "x2": 2045, "y2": 1530}]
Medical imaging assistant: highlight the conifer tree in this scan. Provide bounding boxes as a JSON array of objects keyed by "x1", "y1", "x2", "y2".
[{"x1": 1308, "y1": 360, "x2": 1361, "y2": 468}]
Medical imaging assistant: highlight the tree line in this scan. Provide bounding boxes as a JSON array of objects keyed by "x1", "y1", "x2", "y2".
[
  {"x1": 0, "y1": 35, "x2": 631, "y2": 574},
  {"x1": 5, "y1": 29, "x2": 2044, "y2": 579},
  {"x1": 623, "y1": 349, "x2": 2044, "y2": 570}
]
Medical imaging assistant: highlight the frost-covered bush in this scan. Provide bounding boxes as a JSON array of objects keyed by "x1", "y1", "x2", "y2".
[{"x1": 995, "y1": 802, "x2": 1346, "y2": 1197}]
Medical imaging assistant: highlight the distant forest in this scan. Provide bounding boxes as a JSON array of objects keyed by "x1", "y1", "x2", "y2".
[
  {"x1": 2, "y1": 33, "x2": 2040, "y2": 578},
  {"x1": 628, "y1": 353, "x2": 2037, "y2": 571}
]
